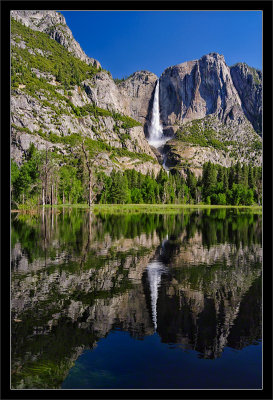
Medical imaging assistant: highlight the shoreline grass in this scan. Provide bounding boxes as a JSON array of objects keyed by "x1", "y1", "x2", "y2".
[{"x1": 11, "y1": 203, "x2": 262, "y2": 214}]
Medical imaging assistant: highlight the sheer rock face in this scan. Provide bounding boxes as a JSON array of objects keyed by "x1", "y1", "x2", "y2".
[
  {"x1": 10, "y1": 11, "x2": 160, "y2": 173},
  {"x1": 118, "y1": 71, "x2": 158, "y2": 129},
  {"x1": 10, "y1": 10, "x2": 101, "y2": 68},
  {"x1": 83, "y1": 72, "x2": 130, "y2": 114},
  {"x1": 10, "y1": 10, "x2": 262, "y2": 172},
  {"x1": 158, "y1": 53, "x2": 262, "y2": 169},
  {"x1": 230, "y1": 63, "x2": 262, "y2": 134},
  {"x1": 10, "y1": 87, "x2": 157, "y2": 169},
  {"x1": 159, "y1": 53, "x2": 245, "y2": 133}
]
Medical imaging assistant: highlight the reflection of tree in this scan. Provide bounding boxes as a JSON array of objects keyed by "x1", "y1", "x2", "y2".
[
  {"x1": 79, "y1": 210, "x2": 93, "y2": 270},
  {"x1": 11, "y1": 317, "x2": 97, "y2": 389},
  {"x1": 11, "y1": 209, "x2": 262, "y2": 269},
  {"x1": 11, "y1": 208, "x2": 262, "y2": 388}
]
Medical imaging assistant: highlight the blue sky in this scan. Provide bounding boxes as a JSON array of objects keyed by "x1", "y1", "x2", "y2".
[{"x1": 60, "y1": 11, "x2": 262, "y2": 79}]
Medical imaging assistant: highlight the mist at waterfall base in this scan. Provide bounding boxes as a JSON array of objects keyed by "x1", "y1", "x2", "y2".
[{"x1": 148, "y1": 80, "x2": 171, "y2": 149}]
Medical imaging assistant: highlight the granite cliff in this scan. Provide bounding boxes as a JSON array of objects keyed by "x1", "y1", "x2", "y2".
[
  {"x1": 230, "y1": 62, "x2": 262, "y2": 134},
  {"x1": 10, "y1": 10, "x2": 262, "y2": 178},
  {"x1": 11, "y1": 10, "x2": 101, "y2": 67},
  {"x1": 158, "y1": 53, "x2": 262, "y2": 174},
  {"x1": 11, "y1": 11, "x2": 160, "y2": 176}
]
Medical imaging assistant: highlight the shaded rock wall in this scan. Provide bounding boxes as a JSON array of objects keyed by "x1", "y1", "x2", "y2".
[{"x1": 230, "y1": 63, "x2": 262, "y2": 134}]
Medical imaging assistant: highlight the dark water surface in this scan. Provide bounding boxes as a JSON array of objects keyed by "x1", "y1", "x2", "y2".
[{"x1": 11, "y1": 208, "x2": 262, "y2": 389}]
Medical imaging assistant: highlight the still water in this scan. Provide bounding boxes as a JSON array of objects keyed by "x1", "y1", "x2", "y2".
[{"x1": 11, "y1": 208, "x2": 262, "y2": 389}]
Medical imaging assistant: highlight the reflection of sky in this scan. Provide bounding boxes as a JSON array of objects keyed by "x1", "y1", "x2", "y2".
[
  {"x1": 62, "y1": 330, "x2": 262, "y2": 389},
  {"x1": 11, "y1": 210, "x2": 262, "y2": 389}
]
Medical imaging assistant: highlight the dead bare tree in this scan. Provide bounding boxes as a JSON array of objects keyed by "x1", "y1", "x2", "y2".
[
  {"x1": 39, "y1": 146, "x2": 53, "y2": 205},
  {"x1": 80, "y1": 141, "x2": 104, "y2": 206},
  {"x1": 39, "y1": 146, "x2": 59, "y2": 206}
]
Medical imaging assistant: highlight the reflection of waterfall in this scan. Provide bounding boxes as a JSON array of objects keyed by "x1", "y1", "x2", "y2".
[
  {"x1": 147, "y1": 236, "x2": 168, "y2": 331},
  {"x1": 147, "y1": 261, "x2": 166, "y2": 331}
]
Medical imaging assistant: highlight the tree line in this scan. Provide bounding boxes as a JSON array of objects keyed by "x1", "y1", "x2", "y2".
[{"x1": 11, "y1": 144, "x2": 262, "y2": 208}]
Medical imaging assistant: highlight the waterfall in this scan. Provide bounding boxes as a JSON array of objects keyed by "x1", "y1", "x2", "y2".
[
  {"x1": 148, "y1": 79, "x2": 172, "y2": 166},
  {"x1": 148, "y1": 80, "x2": 164, "y2": 147}
]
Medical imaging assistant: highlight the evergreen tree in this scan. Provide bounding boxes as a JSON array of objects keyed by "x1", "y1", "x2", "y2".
[
  {"x1": 137, "y1": 171, "x2": 145, "y2": 189},
  {"x1": 10, "y1": 142, "x2": 262, "y2": 208},
  {"x1": 131, "y1": 169, "x2": 138, "y2": 189},
  {"x1": 59, "y1": 166, "x2": 83, "y2": 204},
  {"x1": 11, "y1": 160, "x2": 20, "y2": 203},
  {"x1": 223, "y1": 169, "x2": 229, "y2": 193},
  {"x1": 131, "y1": 188, "x2": 143, "y2": 203},
  {"x1": 235, "y1": 161, "x2": 242, "y2": 185},
  {"x1": 228, "y1": 165, "x2": 235, "y2": 190},
  {"x1": 110, "y1": 171, "x2": 130, "y2": 204},
  {"x1": 248, "y1": 166, "x2": 255, "y2": 189},
  {"x1": 202, "y1": 161, "x2": 217, "y2": 201},
  {"x1": 217, "y1": 165, "x2": 224, "y2": 184},
  {"x1": 186, "y1": 169, "x2": 197, "y2": 201},
  {"x1": 241, "y1": 164, "x2": 248, "y2": 187}
]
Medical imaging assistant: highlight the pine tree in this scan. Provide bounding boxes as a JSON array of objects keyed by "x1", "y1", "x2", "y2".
[
  {"x1": 241, "y1": 164, "x2": 248, "y2": 187},
  {"x1": 110, "y1": 171, "x2": 130, "y2": 204},
  {"x1": 217, "y1": 166, "x2": 224, "y2": 184},
  {"x1": 235, "y1": 161, "x2": 242, "y2": 185},
  {"x1": 202, "y1": 161, "x2": 217, "y2": 201},
  {"x1": 131, "y1": 169, "x2": 138, "y2": 189},
  {"x1": 228, "y1": 165, "x2": 235, "y2": 189},
  {"x1": 223, "y1": 169, "x2": 229, "y2": 193},
  {"x1": 248, "y1": 166, "x2": 255, "y2": 189},
  {"x1": 186, "y1": 169, "x2": 197, "y2": 201}
]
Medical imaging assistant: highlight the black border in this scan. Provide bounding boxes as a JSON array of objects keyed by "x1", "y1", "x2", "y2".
[{"x1": 1, "y1": 1, "x2": 272, "y2": 399}]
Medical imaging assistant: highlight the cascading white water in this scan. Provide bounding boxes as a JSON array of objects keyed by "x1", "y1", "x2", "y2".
[
  {"x1": 147, "y1": 261, "x2": 165, "y2": 331},
  {"x1": 148, "y1": 80, "x2": 164, "y2": 148},
  {"x1": 148, "y1": 80, "x2": 172, "y2": 168}
]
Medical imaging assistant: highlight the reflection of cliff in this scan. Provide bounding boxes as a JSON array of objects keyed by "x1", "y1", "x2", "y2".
[
  {"x1": 169, "y1": 231, "x2": 262, "y2": 267},
  {"x1": 155, "y1": 230, "x2": 262, "y2": 359},
  {"x1": 11, "y1": 237, "x2": 157, "y2": 388},
  {"x1": 157, "y1": 270, "x2": 261, "y2": 359},
  {"x1": 11, "y1": 209, "x2": 262, "y2": 388}
]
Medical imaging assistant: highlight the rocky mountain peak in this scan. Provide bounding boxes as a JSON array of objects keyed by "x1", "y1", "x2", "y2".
[
  {"x1": 118, "y1": 71, "x2": 158, "y2": 127},
  {"x1": 127, "y1": 70, "x2": 158, "y2": 81},
  {"x1": 11, "y1": 10, "x2": 101, "y2": 68},
  {"x1": 231, "y1": 62, "x2": 262, "y2": 82},
  {"x1": 201, "y1": 52, "x2": 225, "y2": 62},
  {"x1": 230, "y1": 63, "x2": 262, "y2": 133},
  {"x1": 159, "y1": 52, "x2": 243, "y2": 131},
  {"x1": 11, "y1": 10, "x2": 66, "y2": 27},
  {"x1": 10, "y1": 13, "x2": 262, "y2": 174}
]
